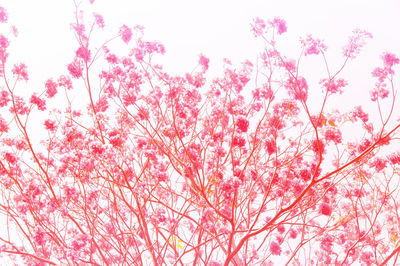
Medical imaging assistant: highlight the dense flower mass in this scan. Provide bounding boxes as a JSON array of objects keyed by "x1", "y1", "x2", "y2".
[{"x1": 0, "y1": 2, "x2": 399, "y2": 266}]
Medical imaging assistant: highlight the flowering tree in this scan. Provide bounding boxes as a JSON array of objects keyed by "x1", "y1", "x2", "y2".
[{"x1": 1, "y1": 1, "x2": 400, "y2": 265}]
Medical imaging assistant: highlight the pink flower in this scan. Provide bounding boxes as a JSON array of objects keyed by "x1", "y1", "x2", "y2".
[
  {"x1": 58, "y1": 75, "x2": 73, "y2": 90},
  {"x1": 44, "y1": 120, "x2": 57, "y2": 132},
  {"x1": 370, "y1": 82, "x2": 389, "y2": 101},
  {"x1": 277, "y1": 225, "x2": 285, "y2": 234},
  {"x1": 67, "y1": 59, "x2": 83, "y2": 79},
  {"x1": 0, "y1": 35, "x2": 8, "y2": 63},
  {"x1": 287, "y1": 76, "x2": 308, "y2": 101},
  {"x1": 0, "y1": 34, "x2": 8, "y2": 49},
  {"x1": 311, "y1": 139, "x2": 325, "y2": 154},
  {"x1": 352, "y1": 106, "x2": 369, "y2": 123},
  {"x1": 71, "y1": 23, "x2": 85, "y2": 37},
  {"x1": 10, "y1": 96, "x2": 28, "y2": 115},
  {"x1": 236, "y1": 117, "x2": 249, "y2": 132},
  {"x1": 120, "y1": 25, "x2": 132, "y2": 44},
  {"x1": 33, "y1": 227, "x2": 47, "y2": 246},
  {"x1": 122, "y1": 91, "x2": 136, "y2": 106},
  {"x1": 270, "y1": 241, "x2": 281, "y2": 255},
  {"x1": 76, "y1": 46, "x2": 91, "y2": 62},
  {"x1": 198, "y1": 54, "x2": 209, "y2": 71},
  {"x1": 320, "y1": 78, "x2": 347, "y2": 94},
  {"x1": 343, "y1": 29, "x2": 372, "y2": 59},
  {"x1": 12, "y1": 63, "x2": 29, "y2": 81},
  {"x1": 370, "y1": 158, "x2": 387, "y2": 172},
  {"x1": 269, "y1": 17, "x2": 287, "y2": 35},
  {"x1": 319, "y1": 202, "x2": 332, "y2": 216},
  {"x1": 93, "y1": 13, "x2": 104, "y2": 28},
  {"x1": 0, "y1": 6, "x2": 8, "y2": 23},
  {"x1": 360, "y1": 251, "x2": 374, "y2": 265},
  {"x1": 265, "y1": 139, "x2": 276, "y2": 155},
  {"x1": 0, "y1": 115, "x2": 8, "y2": 132},
  {"x1": 29, "y1": 95, "x2": 46, "y2": 111},
  {"x1": 4, "y1": 152, "x2": 17, "y2": 164},
  {"x1": 289, "y1": 229, "x2": 298, "y2": 239},
  {"x1": 95, "y1": 96, "x2": 109, "y2": 112},
  {"x1": 371, "y1": 67, "x2": 387, "y2": 82},
  {"x1": 0, "y1": 90, "x2": 10, "y2": 107},
  {"x1": 381, "y1": 52, "x2": 399, "y2": 68},
  {"x1": 388, "y1": 153, "x2": 400, "y2": 165},
  {"x1": 232, "y1": 136, "x2": 246, "y2": 147},
  {"x1": 45, "y1": 79, "x2": 58, "y2": 98},
  {"x1": 11, "y1": 26, "x2": 18, "y2": 37},
  {"x1": 252, "y1": 17, "x2": 265, "y2": 37},
  {"x1": 324, "y1": 128, "x2": 342, "y2": 144},
  {"x1": 106, "y1": 53, "x2": 118, "y2": 64},
  {"x1": 301, "y1": 35, "x2": 327, "y2": 56}
]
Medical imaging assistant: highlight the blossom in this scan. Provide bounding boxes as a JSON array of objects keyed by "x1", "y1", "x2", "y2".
[
  {"x1": 44, "y1": 120, "x2": 57, "y2": 132},
  {"x1": 311, "y1": 139, "x2": 325, "y2": 154},
  {"x1": 360, "y1": 251, "x2": 374, "y2": 265},
  {"x1": 286, "y1": 76, "x2": 308, "y2": 101},
  {"x1": 381, "y1": 52, "x2": 399, "y2": 68},
  {"x1": 268, "y1": 17, "x2": 287, "y2": 35},
  {"x1": 320, "y1": 78, "x2": 347, "y2": 94},
  {"x1": 0, "y1": 34, "x2": 9, "y2": 62},
  {"x1": 10, "y1": 96, "x2": 28, "y2": 115},
  {"x1": 265, "y1": 139, "x2": 276, "y2": 155},
  {"x1": 33, "y1": 227, "x2": 47, "y2": 246},
  {"x1": 198, "y1": 54, "x2": 209, "y2": 71},
  {"x1": 301, "y1": 35, "x2": 327, "y2": 56},
  {"x1": 0, "y1": 90, "x2": 10, "y2": 107},
  {"x1": 252, "y1": 17, "x2": 265, "y2": 37},
  {"x1": 94, "y1": 13, "x2": 104, "y2": 28},
  {"x1": 0, "y1": 34, "x2": 8, "y2": 49},
  {"x1": 0, "y1": 115, "x2": 7, "y2": 132},
  {"x1": 95, "y1": 96, "x2": 109, "y2": 112},
  {"x1": 236, "y1": 117, "x2": 249, "y2": 132},
  {"x1": 343, "y1": 29, "x2": 372, "y2": 59},
  {"x1": 45, "y1": 79, "x2": 58, "y2": 98},
  {"x1": 388, "y1": 153, "x2": 400, "y2": 165},
  {"x1": 29, "y1": 94, "x2": 46, "y2": 111},
  {"x1": 0, "y1": 6, "x2": 8, "y2": 23},
  {"x1": 371, "y1": 67, "x2": 387, "y2": 82},
  {"x1": 120, "y1": 25, "x2": 132, "y2": 44},
  {"x1": 58, "y1": 75, "x2": 73, "y2": 90},
  {"x1": 76, "y1": 46, "x2": 91, "y2": 62},
  {"x1": 352, "y1": 106, "x2": 369, "y2": 123},
  {"x1": 324, "y1": 128, "x2": 342, "y2": 144},
  {"x1": 270, "y1": 241, "x2": 281, "y2": 255},
  {"x1": 370, "y1": 158, "x2": 387, "y2": 172},
  {"x1": 319, "y1": 202, "x2": 332, "y2": 216},
  {"x1": 67, "y1": 59, "x2": 83, "y2": 79},
  {"x1": 4, "y1": 152, "x2": 16, "y2": 164},
  {"x1": 289, "y1": 229, "x2": 298, "y2": 239},
  {"x1": 12, "y1": 63, "x2": 29, "y2": 81},
  {"x1": 106, "y1": 53, "x2": 118, "y2": 64},
  {"x1": 370, "y1": 82, "x2": 389, "y2": 101},
  {"x1": 11, "y1": 26, "x2": 18, "y2": 37},
  {"x1": 277, "y1": 225, "x2": 285, "y2": 234}
]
